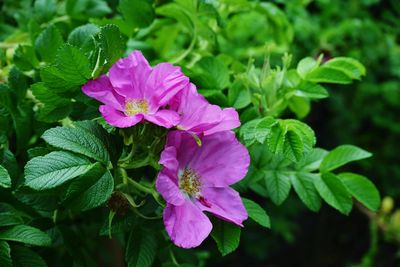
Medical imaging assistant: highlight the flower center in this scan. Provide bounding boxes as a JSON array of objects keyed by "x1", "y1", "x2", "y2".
[
  {"x1": 124, "y1": 98, "x2": 149, "y2": 116},
  {"x1": 179, "y1": 168, "x2": 201, "y2": 197}
]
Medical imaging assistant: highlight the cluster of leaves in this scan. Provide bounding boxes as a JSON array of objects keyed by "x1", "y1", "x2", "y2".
[{"x1": 0, "y1": 0, "x2": 384, "y2": 266}]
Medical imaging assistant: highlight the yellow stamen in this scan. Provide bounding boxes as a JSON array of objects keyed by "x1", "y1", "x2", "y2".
[
  {"x1": 180, "y1": 168, "x2": 201, "y2": 197},
  {"x1": 125, "y1": 99, "x2": 149, "y2": 116}
]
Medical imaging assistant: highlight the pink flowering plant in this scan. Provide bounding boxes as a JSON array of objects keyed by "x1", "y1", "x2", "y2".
[{"x1": 0, "y1": 1, "x2": 382, "y2": 266}]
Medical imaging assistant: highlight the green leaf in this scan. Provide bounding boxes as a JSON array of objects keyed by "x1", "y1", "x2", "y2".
[
  {"x1": 242, "y1": 198, "x2": 270, "y2": 228},
  {"x1": 42, "y1": 124, "x2": 110, "y2": 164},
  {"x1": 8, "y1": 67, "x2": 29, "y2": 100},
  {"x1": 296, "y1": 148, "x2": 328, "y2": 172},
  {"x1": 30, "y1": 82, "x2": 72, "y2": 123},
  {"x1": 0, "y1": 225, "x2": 51, "y2": 246},
  {"x1": 0, "y1": 203, "x2": 24, "y2": 227},
  {"x1": 323, "y1": 57, "x2": 366, "y2": 80},
  {"x1": 283, "y1": 129, "x2": 303, "y2": 162},
  {"x1": 314, "y1": 173, "x2": 352, "y2": 215},
  {"x1": 320, "y1": 145, "x2": 372, "y2": 172},
  {"x1": 306, "y1": 66, "x2": 353, "y2": 84},
  {"x1": 35, "y1": 25, "x2": 63, "y2": 62},
  {"x1": 0, "y1": 241, "x2": 12, "y2": 267},
  {"x1": 126, "y1": 228, "x2": 157, "y2": 267},
  {"x1": 67, "y1": 23, "x2": 99, "y2": 53},
  {"x1": 338, "y1": 173, "x2": 381, "y2": 211},
  {"x1": 265, "y1": 170, "x2": 291, "y2": 205},
  {"x1": 67, "y1": 169, "x2": 114, "y2": 211},
  {"x1": 119, "y1": 0, "x2": 155, "y2": 28},
  {"x1": 10, "y1": 245, "x2": 47, "y2": 267},
  {"x1": 297, "y1": 57, "x2": 318, "y2": 79},
  {"x1": 99, "y1": 25, "x2": 126, "y2": 69},
  {"x1": 33, "y1": 0, "x2": 57, "y2": 23},
  {"x1": 0, "y1": 165, "x2": 11, "y2": 188},
  {"x1": 267, "y1": 123, "x2": 287, "y2": 154},
  {"x1": 41, "y1": 44, "x2": 91, "y2": 92},
  {"x1": 290, "y1": 173, "x2": 321, "y2": 212},
  {"x1": 228, "y1": 81, "x2": 251, "y2": 109},
  {"x1": 25, "y1": 151, "x2": 93, "y2": 190},
  {"x1": 13, "y1": 45, "x2": 39, "y2": 71},
  {"x1": 294, "y1": 81, "x2": 329, "y2": 99},
  {"x1": 193, "y1": 57, "x2": 230, "y2": 90},
  {"x1": 211, "y1": 219, "x2": 241, "y2": 256}
]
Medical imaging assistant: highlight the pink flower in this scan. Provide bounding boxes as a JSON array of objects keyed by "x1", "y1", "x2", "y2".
[
  {"x1": 82, "y1": 50, "x2": 189, "y2": 128},
  {"x1": 170, "y1": 83, "x2": 240, "y2": 135},
  {"x1": 156, "y1": 130, "x2": 249, "y2": 248}
]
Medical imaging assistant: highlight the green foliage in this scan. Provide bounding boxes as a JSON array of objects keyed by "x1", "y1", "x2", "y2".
[
  {"x1": 0, "y1": 225, "x2": 51, "y2": 246},
  {"x1": 242, "y1": 198, "x2": 271, "y2": 228},
  {"x1": 211, "y1": 220, "x2": 241, "y2": 256},
  {"x1": 125, "y1": 228, "x2": 158, "y2": 267}
]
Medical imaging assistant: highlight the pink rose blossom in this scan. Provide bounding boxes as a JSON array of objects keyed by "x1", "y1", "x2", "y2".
[
  {"x1": 156, "y1": 130, "x2": 249, "y2": 248},
  {"x1": 170, "y1": 83, "x2": 240, "y2": 135},
  {"x1": 82, "y1": 50, "x2": 189, "y2": 128}
]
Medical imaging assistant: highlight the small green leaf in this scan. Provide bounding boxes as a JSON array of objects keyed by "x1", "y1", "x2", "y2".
[
  {"x1": 265, "y1": 170, "x2": 291, "y2": 205},
  {"x1": 126, "y1": 228, "x2": 157, "y2": 267},
  {"x1": 42, "y1": 123, "x2": 110, "y2": 164},
  {"x1": 320, "y1": 145, "x2": 372, "y2": 172},
  {"x1": 0, "y1": 225, "x2": 51, "y2": 246},
  {"x1": 314, "y1": 173, "x2": 352, "y2": 215},
  {"x1": 267, "y1": 123, "x2": 287, "y2": 154},
  {"x1": 297, "y1": 57, "x2": 318, "y2": 78},
  {"x1": 0, "y1": 165, "x2": 11, "y2": 188},
  {"x1": 242, "y1": 198, "x2": 270, "y2": 228},
  {"x1": 0, "y1": 241, "x2": 12, "y2": 267},
  {"x1": 283, "y1": 129, "x2": 303, "y2": 162},
  {"x1": 25, "y1": 151, "x2": 93, "y2": 190},
  {"x1": 211, "y1": 220, "x2": 241, "y2": 256},
  {"x1": 306, "y1": 66, "x2": 353, "y2": 84},
  {"x1": 323, "y1": 57, "x2": 366, "y2": 80},
  {"x1": 35, "y1": 25, "x2": 63, "y2": 62},
  {"x1": 193, "y1": 57, "x2": 230, "y2": 90},
  {"x1": 67, "y1": 23, "x2": 100, "y2": 53},
  {"x1": 0, "y1": 203, "x2": 24, "y2": 227},
  {"x1": 119, "y1": 0, "x2": 155, "y2": 28},
  {"x1": 338, "y1": 173, "x2": 381, "y2": 211},
  {"x1": 294, "y1": 81, "x2": 329, "y2": 99},
  {"x1": 290, "y1": 173, "x2": 321, "y2": 212},
  {"x1": 13, "y1": 45, "x2": 39, "y2": 71},
  {"x1": 99, "y1": 25, "x2": 127, "y2": 69}
]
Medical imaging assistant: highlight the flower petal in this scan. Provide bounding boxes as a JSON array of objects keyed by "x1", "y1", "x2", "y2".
[
  {"x1": 156, "y1": 170, "x2": 185, "y2": 206},
  {"x1": 144, "y1": 110, "x2": 180, "y2": 128},
  {"x1": 145, "y1": 63, "x2": 189, "y2": 107},
  {"x1": 108, "y1": 50, "x2": 152, "y2": 99},
  {"x1": 164, "y1": 131, "x2": 198, "y2": 171},
  {"x1": 99, "y1": 105, "x2": 143, "y2": 128},
  {"x1": 196, "y1": 187, "x2": 248, "y2": 227},
  {"x1": 163, "y1": 201, "x2": 212, "y2": 248},
  {"x1": 82, "y1": 75, "x2": 124, "y2": 110},
  {"x1": 189, "y1": 131, "x2": 250, "y2": 187},
  {"x1": 203, "y1": 108, "x2": 240, "y2": 135}
]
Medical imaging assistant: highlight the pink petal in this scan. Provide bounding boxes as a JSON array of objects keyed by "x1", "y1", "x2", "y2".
[
  {"x1": 144, "y1": 110, "x2": 180, "y2": 128},
  {"x1": 163, "y1": 201, "x2": 212, "y2": 248},
  {"x1": 164, "y1": 131, "x2": 199, "y2": 171},
  {"x1": 82, "y1": 75, "x2": 124, "y2": 110},
  {"x1": 99, "y1": 105, "x2": 143, "y2": 128},
  {"x1": 196, "y1": 187, "x2": 248, "y2": 227},
  {"x1": 145, "y1": 63, "x2": 189, "y2": 107},
  {"x1": 203, "y1": 108, "x2": 240, "y2": 136},
  {"x1": 156, "y1": 170, "x2": 185, "y2": 206},
  {"x1": 189, "y1": 131, "x2": 250, "y2": 187},
  {"x1": 108, "y1": 50, "x2": 152, "y2": 99}
]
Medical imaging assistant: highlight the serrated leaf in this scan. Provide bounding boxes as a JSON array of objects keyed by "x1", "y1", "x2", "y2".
[
  {"x1": 68, "y1": 169, "x2": 114, "y2": 211},
  {"x1": 0, "y1": 241, "x2": 12, "y2": 267},
  {"x1": 42, "y1": 124, "x2": 110, "y2": 164},
  {"x1": 323, "y1": 57, "x2": 366, "y2": 80},
  {"x1": 290, "y1": 173, "x2": 321, "y2": 212},
  {"x1": 255, "y1": 117, "x2": 277, "y2": 144},
  {"x1": 265, "y1": 170, "x2": 291, "y2": 205},
  {"x1": 211, "y1": 219, "x2": 241, "y2": 256},
  {"x1": 0, "y1": 225, "x2": 51, "y2": 246},
  {"x1": 31, "y1": 82, "x2": 72, "y2": 122},
  {"x1": 0, "y1": 165, "x2": 11, "y2": 188},
  {"x1": 338, "y1": 173, "x2": 381, "y2": 211},
  {"x1": 10, "y1": 244, "x2": 47, "y2": 267},
  {"x1": 267, "y1": 123, "x2": 287, "y2": 154},
  {"x1": 242, "y1": 198, "x2": 270, "y2": 228},
  {"x1": 67, "y1": 23, "x2": 99, "y2": 54},
  {"x1": 283, "y1": 129, "x2": 303, "y2": 162},
  {"x1": 126, "y1": 228, "x2": 157, "y2": 267},
  {"x1": 41, "y1": 44, "x2": 91, "y2": 92},
  {"x1": 320, "y1": 145, "x2": 372, "y2": 172},
  {"x1": 35, "y1": 25, "x2": 63, "y2": 62},
  {"x1": 119, "y1": 0, "x2": 155, "y2": 28},
  {"x1": 25, "y1": 151, "x2": 93, "y2": 190},
  {"x1": 99, "y1": 25, "x2": 126, "y2": 69},
  {"x1": 306, "y1": 66, "x2": 353, "y2": 84},
  {"x1": 314, "y1": 173, "x2": 352, "y2": 215}
]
